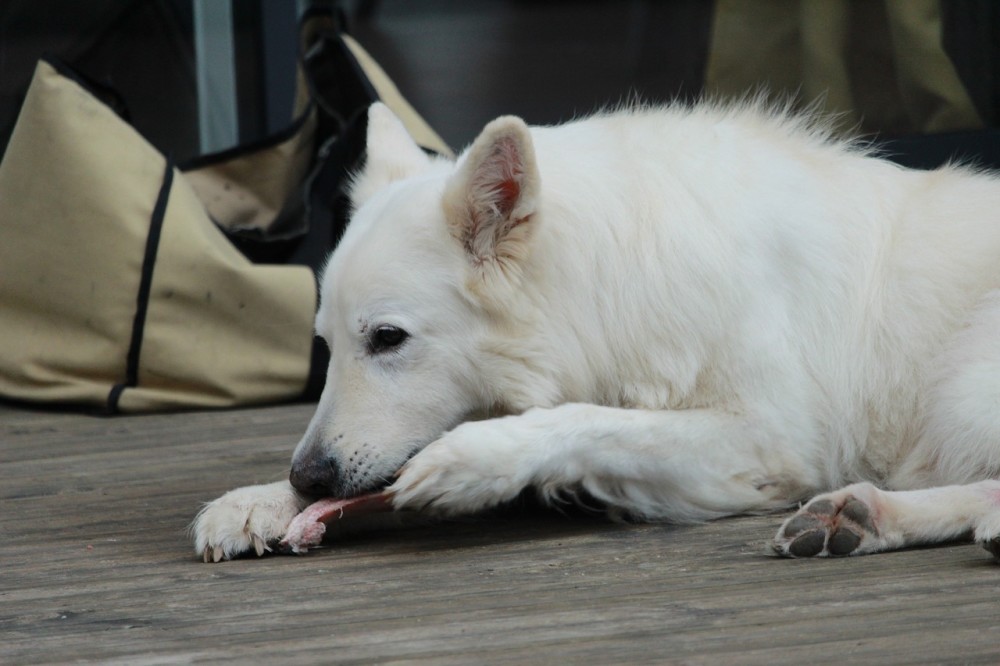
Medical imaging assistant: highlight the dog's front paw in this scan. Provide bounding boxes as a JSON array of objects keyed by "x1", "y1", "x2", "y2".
[
  {"x1": 389, "y1": 419, "x2": 535, "y2": 516},
  {"x1": 191, "y1": 480, "x2": 309, "y2": 562}
]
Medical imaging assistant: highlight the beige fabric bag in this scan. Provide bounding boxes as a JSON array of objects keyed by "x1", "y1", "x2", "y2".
[{"x1": 0, "y1": 32, "x2": 447, "y2": 413}]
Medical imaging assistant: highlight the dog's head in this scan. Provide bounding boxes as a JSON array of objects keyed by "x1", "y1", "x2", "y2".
[{"x1": 289, "y1": 103, "x2": 549, "y2": 498}]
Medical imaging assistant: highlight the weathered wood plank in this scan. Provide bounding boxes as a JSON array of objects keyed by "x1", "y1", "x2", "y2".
[{"x1": 2, "y1": 401, "x2": 998, "y2": 664}]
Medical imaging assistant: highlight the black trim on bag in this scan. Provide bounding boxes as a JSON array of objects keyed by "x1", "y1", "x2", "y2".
[
  {"x1": 176, "y1": 7, "x2": 350, "y2": 173},
  {"x1": 106, "y1": 157, "x2": 174, "y2": 413},
  {"x1": 40, "y1": 55, "x2": 133, "y2": 123},
  {"x1": 177, "y1": 107, "x2": 315, "y2": 172}
]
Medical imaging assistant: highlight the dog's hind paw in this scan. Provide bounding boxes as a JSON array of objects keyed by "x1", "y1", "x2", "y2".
[
  {"x1": 772, "y1": 483, "x2": 883, "y2": 558},
  {"x1": 191, "y1": 480, "x2": 309, "y2": 562},
  {"x1": 974, "y1": 516, "x2": 1000, "y2": 561},
  {"x1": 980, "y1": 536, "x2": 1000, "y2": 560}
]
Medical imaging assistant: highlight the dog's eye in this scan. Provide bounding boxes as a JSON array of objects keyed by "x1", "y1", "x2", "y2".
[{"x1": 368, "y1": 325, "x2": 409, "y2": 354}]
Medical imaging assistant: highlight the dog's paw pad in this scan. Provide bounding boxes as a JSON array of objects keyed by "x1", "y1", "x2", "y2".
[
  {"x1": 826, "y1": 524, "x2": 863, "y2": 555},
  {"x1": 804, "y1": 499, "x2": 836, "y2": 516},
  {"x1": 840, "y1": 497, "x2": 874, "y2": 528},
  {"x1": 786, "y1": 528, "x2": 826, "y2": 557},
  {"x1": 199, "y1": 533, "x2": 273, "y2": 563},
  {"x1": 773, "y1": 494, "x2": 879, "y2": 558}
]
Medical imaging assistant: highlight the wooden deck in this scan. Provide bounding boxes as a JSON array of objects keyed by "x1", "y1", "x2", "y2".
[{"x1": 3, "y1": 400, "x2": 998, "y2": 664}]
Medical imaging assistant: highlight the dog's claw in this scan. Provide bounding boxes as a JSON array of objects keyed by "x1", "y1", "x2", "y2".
[
  {"x1": 252, "y1": 534, "x2": 267, "y2": 557},
  {"x1": 202, "y1": 545, "x2": 224, "y2": 563}
]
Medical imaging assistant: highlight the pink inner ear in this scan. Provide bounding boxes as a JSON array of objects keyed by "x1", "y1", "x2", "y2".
[
  {"x1": 496, "y1": 178, "x2": 521, "y2": 217},
  {"x1": 489, "y1": 135, "x2": 524, "y2": 218}
]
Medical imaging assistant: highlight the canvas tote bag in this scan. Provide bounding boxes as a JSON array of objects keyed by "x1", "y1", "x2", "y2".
[{"x1": 0, "y1": 26, "x2": 449, "y2": 413}]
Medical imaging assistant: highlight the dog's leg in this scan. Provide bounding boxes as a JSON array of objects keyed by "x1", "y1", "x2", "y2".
[
  {"x1": 771, "y1": 292, "x2": 1000, "y2": 560},
  {"x1": 191, "y1": 480, "x2": 310, "y2": 562},
  {"x1": 389, "y1": 403, "x2": 817, "y2": 522},
  {"x1": 772, "y1": 480, "x2": 1000, "y2": 558}
]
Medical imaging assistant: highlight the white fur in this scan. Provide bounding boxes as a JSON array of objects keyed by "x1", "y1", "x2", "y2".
[
  {"x1": 192, "y1": 481, "x2": 309, "y2": 562},
  {"x1": 193, "y1": 100, "x2": 1000, "y2": 561}
]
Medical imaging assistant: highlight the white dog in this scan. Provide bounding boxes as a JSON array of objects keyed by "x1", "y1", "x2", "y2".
[{"x1": 193, "y1": 101, "x2": 1000, "y2": 563}]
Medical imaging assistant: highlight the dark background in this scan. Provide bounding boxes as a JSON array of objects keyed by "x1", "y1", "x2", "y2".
[
  {"x1": 1, "y1": 1, "x2": 998, "y2": 167},
  {"x1": 0, "y1": 0, "x2": 742, "y2": 160}
]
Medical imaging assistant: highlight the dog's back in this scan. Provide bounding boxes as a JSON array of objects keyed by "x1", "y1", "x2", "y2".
[{"x1": 517, "y1": 104, "x2": 1000, "y2": 490}]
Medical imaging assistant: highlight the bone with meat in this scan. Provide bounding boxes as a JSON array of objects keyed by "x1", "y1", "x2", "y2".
[{"x1": 278, "y1": 491, "x2": 394, "y2": 554}]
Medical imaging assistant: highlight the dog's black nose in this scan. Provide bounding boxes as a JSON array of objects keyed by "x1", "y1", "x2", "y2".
[{"x1": 289, "y1": 455, "x2": 341, "y2": 498}]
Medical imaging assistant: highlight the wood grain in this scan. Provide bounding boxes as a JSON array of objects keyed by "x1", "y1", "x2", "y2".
[{"x1": 2, "y1": 401, "x2": 998, "y2": 664}]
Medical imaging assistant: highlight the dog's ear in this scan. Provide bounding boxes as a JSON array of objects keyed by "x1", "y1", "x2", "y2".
[
  {"x1": 443, "y1": 116, "x2": 540, "y2": 278},
  {"x1": 350, "y1": 103, "x2": 433, "y2": 208}
]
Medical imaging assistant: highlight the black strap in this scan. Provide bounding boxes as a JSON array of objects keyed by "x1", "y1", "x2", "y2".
[{"x1": 106, "y1": 157, "x2": 174, "y2": 413}]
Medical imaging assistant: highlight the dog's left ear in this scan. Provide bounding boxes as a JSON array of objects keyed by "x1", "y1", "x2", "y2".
[
  {"x1": 443, "y1": 116, "x2": 540, "y2": 276},
  {"x1": 350, "y1": 103, "x2": 434, "y2": 209}
]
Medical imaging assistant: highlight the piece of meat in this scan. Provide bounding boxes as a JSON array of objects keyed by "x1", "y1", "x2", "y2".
[{"x1": 277, "y1": 491, "x2": 394, "y2": 554}]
